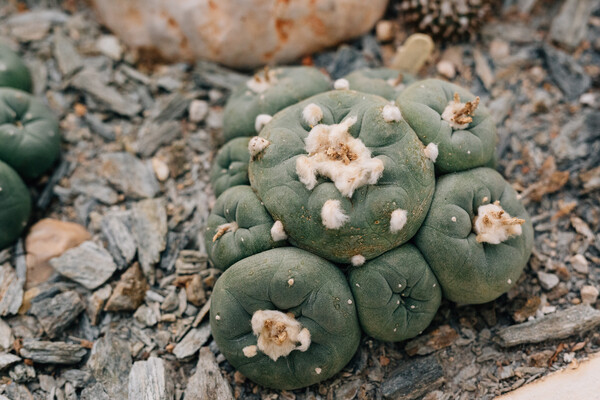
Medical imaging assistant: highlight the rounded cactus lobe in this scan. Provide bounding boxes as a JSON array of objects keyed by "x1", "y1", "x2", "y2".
[
  {"x1": 223, "y1": 66, "x2": 331, "y2": 142},
  {"x1": 396, "y1": 79, "x2": 497, "y2": 174},
  {"x1": 210, "y1": 137, "x2": 251, "y2": 198},
  {"x1": 0, "y1": 44, "x2": 33, "y2": 93},
  {"x1": 342, "y1": 68, "x2": 417, "y2": 100},
  {"x1": 205, "y1": 186, "x2": 285, "y2": 271},
  {"x1": 249, "y1": 90, "x2": 435, "y2": 264},
  {"x1": 414, "y1": 168, "x2": 533, "y2": 304},
  {"x1": 210, "y1": 247, "x2": 361, "y2": 390},
  {"x1": 349, "y1": 244, "x2": 441, "y2": 342},
  {"x1": 0, "y1": 161, "x2": 31, "y2": 250},
  {"x1": 0, "y1": 88, "x2": 60, "y2": 180}
]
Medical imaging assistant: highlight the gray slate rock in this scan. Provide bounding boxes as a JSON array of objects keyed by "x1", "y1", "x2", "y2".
[
  {"x1": 101, "y1": 211, "x2": 136, "y2": 269},
  {"x1": 542, "y1": 44, "x2": 592, "y2": 100},
  {"x1": 381, "y1": 355, "x2": 444, "y2": 400},
  {"x1": 50, "y1": 241, "x2": 117, "y2": 290},
  {"x1": 20, "y1": 340, "x2": 87, "y2": 364},
  {"x1": 183, "y1": 347, "x2": 233, "y2": 400},
  {"x1": 135, "y1": 121, "x2": 182, "y2": 157},
  {"x1": 30, "y1": 291, "x2": 85, "y2": 338},
  {"x1": 53, "y1": 29, "x2": 83, "y2": 77},
  {"x1": 549, "y1": 0, "x2": 597, "y2": 50},
  {"x1": 131, "y1": 199, "x2": 167, "y2": 284},
  {"x1": 537, "y1": 271, "x2": 559, "y2": 290},
  {"x1": 496, "y1": 304, "x2": 600, "y2": 347},
  {"x1": 80, "y1": 383, "x2": 110, "y2": 400},
  {"x1": 88, "y1": 335, "x2": 132, "y2": 399},
  {"x1": 0, "y1": 353, "x2": 21, "y2": 371},
  {"x1": 128, "y1": 357, "x2": 174, "y2": 400},
  {"x1": 71, "y1": 69, "x2": 142, "y2": 116},
  {"x1": 173, "y1": 323, "x2": 211, "y2": 360},
  {"x1": 100, "y1": 152, "x2": 159, "y2": 199},
  {"x1": 0, "y1": 318, "x2": 13, "y2": 351},
  {"x1": 0, "y1": 264, "x2": 24, "y2": 317}
]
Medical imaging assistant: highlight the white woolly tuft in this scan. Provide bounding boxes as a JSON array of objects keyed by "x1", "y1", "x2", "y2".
[
  {"x1": 296, "y1": 116, "x2": 384, "y2": 198},
  {"x1": 270, "y1": 221, "x2": 287, "y2": 241},
  {"x1": 248, "y1": 136, "x2": 271, "y2": 157},
  {"x1": 246, "y1": 69, "x2": 278, "y2": 93},
  {"x1": 351, "y1": 255, "x2": 366, "y2": 266},
  {"x1": 334, "y1": 78, "x2": 350, "y2": 90},
  {"x1": 382, "y1": 104, "x2": 403, "y2": 122},
  {"x1": 251, "y1": 310, "x2": 311, "y2": 361},
  {"x1": 424, "y1": 143, "x2": 439, "y2": 162},
  {"x1": 242, "y1": 345, "x2": 257, "y2": 358},
  {"x1": 473, "y1": 202, "x2": 525, "y2": 244},
  {"x1": 390, "y1": 209, "x2": 408, "y2": 233},
  {"x1": 321, "y1": 200, "x2": 349, "y2": 229},
  {"x1": 254, "y1": 114, "x2": 272, "y2": 132},
  {"x1": 302, "y1": 103, "x2": 323, "y2": 126}
]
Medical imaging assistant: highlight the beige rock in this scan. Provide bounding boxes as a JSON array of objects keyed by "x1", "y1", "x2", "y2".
[
  {"x1": 436, "y1": 60, "x2": 456, "y2": 79},
  {"x1": 376, "y1": 20, "x2": 395, "y2": 42},
  {"x1": 91, "y1": 0, "x2": 388, "y2": 69},
  {"x1": 25, "y1": 219, "x2": 91, "y2": 289},
  {"x1": 390, "y1": 34, "x2": 435, "y2": 74},
  {"x1": 104, "y1": 263, "x2": 148, "y2": 312},
  {"x1": 581, "y1": 285, "x2": 599, "y2": 304}
]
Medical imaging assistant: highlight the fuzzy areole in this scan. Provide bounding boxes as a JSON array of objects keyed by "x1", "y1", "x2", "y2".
[{"x1": 250, "y1": 309, "x2": 311, "y2": 361}]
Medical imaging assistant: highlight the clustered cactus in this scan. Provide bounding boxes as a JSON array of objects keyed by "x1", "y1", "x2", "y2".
[
  {"x1": 207, "y1": 66, "x2": 533, "y2": 389},
  {"x1": 0, "y1": 45, "x2": 61, "y2": 250}
]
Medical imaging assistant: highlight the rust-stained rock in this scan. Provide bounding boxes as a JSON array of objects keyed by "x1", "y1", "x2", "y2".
[
  {"x1": 90, "y1": 0, "x2": 388, "y2": 69},
  {"x1": 25, "y1": 219, "x2": 91, "y2": 289},
  {"x1": 104, "y1": 263, "x2": 148, "y2": 312}
]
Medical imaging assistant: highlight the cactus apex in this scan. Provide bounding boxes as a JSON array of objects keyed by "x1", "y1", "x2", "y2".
[
  {"x1": 441, "y1": 92, "x2": 480, "y2": 130},
  {"x1": 473, "y1": 201, "x2": 525, "y2": 244},
  {"x1": 251, "y1": 309, "x2": 311, "y2": 361}
]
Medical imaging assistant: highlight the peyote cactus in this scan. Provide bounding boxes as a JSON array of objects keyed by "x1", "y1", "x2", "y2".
[
  {"x1": 0, "y1": 88, "x2": 61, "y2": 180},
  {"x1": 207, "y1": 66, "x2": 533, "y2": 390},
  {"x1": 0, "y1": 43, "x2": 33, "y2": 93},
  {"x1": 341, "y1": 68, "x2": 417, "y2": 100},
  {"x1": 222, "y1": 66, "x2": 331, "y2": 142},
  {"x1": 0, "y1": 160, "x2": 31, "y2": 250}
]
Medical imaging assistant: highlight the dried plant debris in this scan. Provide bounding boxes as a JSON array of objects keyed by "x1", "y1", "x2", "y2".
[{"x1": 0, "y1": 1, "x2": 598, "y2": 399}]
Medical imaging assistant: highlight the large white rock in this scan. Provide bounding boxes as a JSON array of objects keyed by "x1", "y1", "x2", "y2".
[{"x1": 91, "y1": 0, "x2": 388, "y2": 68}]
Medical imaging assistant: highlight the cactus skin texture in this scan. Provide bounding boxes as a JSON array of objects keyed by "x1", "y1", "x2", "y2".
[
  {"x1": 414, "y1": 168, "x2": 533, "y2": 304},
  {"x1": 210, "y1": 137, "x2": 251, "y2": 198},
  {"x1": 349, "y1": 244, "x2": 441, "y2": 342},
  {"x1": 342, "y1": 68, "x2": 417, "y2": 100},
  {"x1": 223, "y1": 66, "x2": 331, "y2": 142},
  {"x1": 0, "y1": 160, "x2": 31, "y2": 250},
  {"x1": 396, "y1": 79, "x2": 497, "y2": 174},
  {"x1": 0, "y1": 44, "x2": 33, "y2": 93},
  {"x1": 0, "y1": 88, "x2": 60, "y2": 180},
  {"x1": 210, "y1": 247, "x2": 361, "y2": 390},
  {"x1": 205, "y1": 185, "x2": 285, "y2": 271},
  {"x1": 249, "y1": 90, "x2": 435, "y2": 264}
]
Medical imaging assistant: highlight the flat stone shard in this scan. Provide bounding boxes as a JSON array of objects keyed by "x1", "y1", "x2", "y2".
[
  {"x1": 100, "y1": 211, "x2": 136, "y2": 269},
  {"x1": 0, "y1": 353, "x2": 21, "y2": 370},
  {"x1": 30, "y1": 291, "x2": 85, "y2": 338},
  {"x1": 128, "y1": 357, "x2": 173, "y2": 400},
  {"x1": 0, "y1": 263, "x2": 24, "y2": 316},
  {"x1": 20, "y1": 340, "x2": 87, "y2": 364},
  {"x1": 131, "y1": 199, "x2": 168, "y2": 284},
  {"x1": 549, "y1": 0, "x2": 597, "y2": 50},
  {"x1": 0, "y1": 318, "x2": 13, "y2": 351},
  {"x1": 381, "y1": 354, "x2": 444, "y2": 399},
  {"x1": 100, "y1": 152, "x2": 159, "y2": 199},
  {"x1": 183, "y1": 347, "x2": 234, "y2": 400},
  {"x1": 496, "y1": 304, "x2": 600, "y2": 347},
  {"x1": 87, "y1": 335, "x2": 132, "y2": 399},
  {"x1": 104, "y1": 263, "x2": 148, "y2": 312},
  {"x1": 173, "y1": 323, "x2": 211, "y2": 360},
  {"x1": 91, "y1": 0, "x2": 387, "y2": 68},
  {"x1": 49, "y1": 241, "x2": 117, "y2": 290}
]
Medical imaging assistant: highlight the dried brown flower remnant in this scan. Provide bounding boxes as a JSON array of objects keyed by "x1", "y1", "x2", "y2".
[
  {"x1": 325, "y1": 143, "x2": 358, "y2": 165},
  {"x1": 212, "y1": 222, "x2": 239, "y2": 242},
  {"x1": 473, "y1": 201, "x2": 525, "y2": 244}
]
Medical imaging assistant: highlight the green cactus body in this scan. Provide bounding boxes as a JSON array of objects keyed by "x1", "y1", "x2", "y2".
[
  {"x1": 249, "y1": 90, "x2": 435, "y2": 264},
  {"x1": 223, "y1": 67, "x2": 331, "y2": 142},
  {"x1": 205, "y1": 185, "x2": 286, "y2": 271},
  {"x1": 349, "y1": 244, "x2": 441, "y2": 342},
  {"x1": 342, "y1": 68, "x2": 416, "y2": 100},
  {"x1": 396, "y1": 79, "x2": 497, "y2": 174},
  {"x1": 0, "y1": 88, "x2": 60, "y2": 180},
  {"x1": 0, "y1": 44, "x2": 33, "y2": 93},
  {"x1": 210, "y1": 247, "x2": 361, "y2": 390},
  {"x1": 210, "y1": 137, "x2": 251, "y2": 198},
  {"x1": 0, "y1": 160, "x2": 31, "y2": 250},
  {"x1": 414, "y1": 168, "x2": 533, "y2": 304}
]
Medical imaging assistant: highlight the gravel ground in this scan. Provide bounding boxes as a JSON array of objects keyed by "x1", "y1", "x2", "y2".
[{"x1": 0, "y1": 1, "x2": 599, "y2": 399}]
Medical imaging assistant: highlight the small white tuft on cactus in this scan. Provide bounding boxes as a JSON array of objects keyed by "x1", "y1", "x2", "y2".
[
  {"x1": 251, "y1": 310, "x2": 311, "y2": 361},
  {"x1": 215, "y1": 315, "x2": 221, "y2": 320},
  {"x1": 507, "y1": 279, "x2": 512, "y2": 284},
  {"x1": 333, "y1": 78, "x2": 350, "y2": 90},
  {"x1": 212, "y1": 222, "x2": 239, "y2": 242},
  {"x1": 246, "y1": 68, "x2": 278, "y2": 94},
  {"x1": 296, "y1": 116, "x2": 384, "y2": 197},
  {"x1": 451, "y1": 216, "x2": 457, "y2": 222},
  {"x1": 254, "y1": 114, "x2": 273, "y2": 132},
  {"x1": 270, "y1": 220, "x2": 288, "y2": 241},
  {"x1": 321, "y1": 199, "x2": 349, "y2": 229},
  {"x1": 424, "y1": 143, "x2": 439, "y2": 162},
  {"x1": 302, "y1": 103, "x2": 323, "y2": 126},
  {"x1": 442, "y1": 92, "x2": 480, "y2": 130},
  {"x1": 473, "y1": 201, "x2": 525, "y2": 244},
  {"x1": 242, "y1": 345, "x2": 258, "y2": 358},
  {"x1": 248, "y1": 136, "x2": 271, "y2": 157},
  {"x1": 315, "y1": 367, "x2": 322, "y2": 374},
  {"x1": 288, "y1": 278, "x2": 295, "y2": 286},
  {"x1": 351, "y1": 255, "x2": 366, "y2": 266},
  {"x1": 390, "y1": 209, "x2": 408, "y2": 233},
  {"x1": 382, "y1": 104, "x2": 403, "y2": 122}
]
